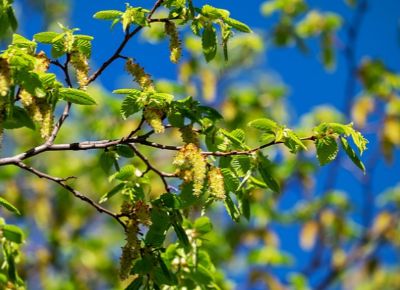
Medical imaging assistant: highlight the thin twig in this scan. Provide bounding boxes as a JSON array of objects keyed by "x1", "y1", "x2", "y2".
[
  {"x1": 128, "y1": 144, "x2": 174, "y2": 193},
  {"x1": 14, "y1": 161, "x2": 126, "y2": 229}
]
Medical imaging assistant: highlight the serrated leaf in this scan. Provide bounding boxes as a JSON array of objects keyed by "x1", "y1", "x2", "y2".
[
  {"x1": 34, "y1": 31, "x2": 59, "y2": 43},
  {"x1": 248, "y1": 118, "x2": 278, "y2": 133},
  {"x1": 340, "y1": 137, "x2": 365, "y2": 173},
  {"x1": 93, "y1": 10, "x2": 123, "y2": 20},
  {"x1": 231, "y1": 155, "x2": 251, "y2": 177},
  {"x1": 121, "y1": 95, "x2": 143, "y2": 119},
  {"x1": 0, "y1": 197, "x2": 20, "y2": 215},
  {"x1": 59, "y1": 88, "x2": 96, "y2": 105},
  {"x1": 99, "y1": 151, "x2": 117, "y2": 174},
  {"x1": 113, "y1": 164, "x2": 135, "y2": 181},
  {"x1": 116, "y1": 144, "x2": 135, "y2": 158},
  {"x1": 3, "y1": 106, "x2": 35, "y2": 130},
  {"x1": 257, "y1": 154, "x2": 280, "y2": 193},
  {"x1": 220, "y1": 168, "x2": 240, "y2": 192},
  {"x1": 201, "y1": 5, "x2": 230, "y2": 19},
  {"x1": 316, "y1": 136, "x2": 338, "y2": 166},
  {"x1": 194, "y1": 216, "x2": 212, "y2": 235},
  {"x1": 2, "y1": 224, "x2": 24, "y2": 244},
  {"x1": 202, "y1": 25, "x2": 217, "y2": 62},
  {"x1": 113, "y1": 88, "x2": 142, "y2": 95},
  {"x1": 99, "y1": 183, "x2": 125, "y2": 203},
  {"x1": 224, "y1": 17, "x2": 251, "y2": 33},
  {"x1": 224, "y1": 194, "x2": 241, "y2": 222}
]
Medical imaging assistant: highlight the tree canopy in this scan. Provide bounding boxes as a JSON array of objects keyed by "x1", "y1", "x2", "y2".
[{"x1": 0, "y1": 0, "x2": 399, "y2": 289}]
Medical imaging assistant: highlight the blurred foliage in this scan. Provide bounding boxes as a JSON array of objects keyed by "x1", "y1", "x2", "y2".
[{"x1": 0, "y1": 0, "x2": 399, "y2": 289}]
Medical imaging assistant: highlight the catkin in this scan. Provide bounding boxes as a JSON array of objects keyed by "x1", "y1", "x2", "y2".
[
  {"x1": 119, "y1": 201, "x2": 151, "y2": 280},
  {"x1": 143, "y1": 106, "x2": 165, "y2": 134},
  {"x1": 70, "y1": 52, "x2": 89, "y2": 89},
  {"x1": 165, "y1": 22, "x2": 182, "y2": 64},
  {"x1": 173, "y1": 143, "x2": 207, "y2": 196},
  {"x1": 0, "y1": 58, "x2": 11, "y2": 149},
  {"x1": 208, "y1": 167, "x2": 226, "y2": 200},
  {"x1": 125, "y1": 59, "x2": 154, "y2": 92}
]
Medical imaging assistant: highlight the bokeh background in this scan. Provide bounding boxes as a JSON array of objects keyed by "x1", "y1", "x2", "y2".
[{"x1": 1, "y1": 0, "x2": 400, "y2": 289}]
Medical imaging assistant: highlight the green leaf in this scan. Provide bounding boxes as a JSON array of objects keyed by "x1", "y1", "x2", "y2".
[
  {"x1": 224, "y1": 194, "x2": 241, "y2": 222},
  {"x1": 194, "y1": 216, "x2": 212, "y2": 235},
  {"x1": 220, "y1": 168, "x2": 240, "y2": 192},
  {"x1": 284, "y1": 130, "x2": 307, "y2": 153},
  {"x1": 125, "y1": 277, "x2": 143, "y2": 290},
  {"x1": 6, "y1": 7, "x2": 18, "y2": 31},
  {"x1": 2, "y1": 224, "x2": 24, "y2": 244},
  {"x1": 113, "y1": 164, "x2": 135, "y2": 181},
  {"x1": 99, "y1": 151, "x2": 117, "y2": 174},
  {"x1": 3, "y1": 106, "x2": 35, "y2": 130},
  {"x1": 201, "y1": 5, "x2": 230, "y2": 19},
  {"x1": 33, "y1": 31, "x2": 59, "y2": 43},
  {"x1": 172, "y1": 222, "x2": 190, "y2": 249},
  {"x1": 113, "y1": 88, "x2": 142, "y2": 95},
  {"x1": 116, "y1": 144, "x2": 135, "y2": 158},
  {"x1": 248, "y1": 118, "x2": 279, "y2": 133},
  {"x1": 257, "y1": 154, "x2": 280, "y2": 193},
  {"x1": 315, "y1": 136, "x2": 339, "y2": 166},
  {"x1": 93, "y1": 10, "x2": 123, "y2": 20},
  {"x1": 202, "y1": 25, "x2": 217, "y2": 62},
  {"x1": 0, "y1": 197, "x2": 21, "y2": 215},
  {"x1": 120, "y1": 95, "x2": 143, "y2": 119},
  {"x1": 340, "y1": 137, "x2": 366, "y2": 173},
  {"x1": 99, "y1": 183, "x2": 125, "y2": 204},
  {"x1": 224, "y1": 17, "x2": 251, "y2": 33},
  {"x1": 59, "y1": 88, "x2": 96, "y2": 105},
  {"x1": 145, "y1": 208, "x2": 170, "y2": 247}
]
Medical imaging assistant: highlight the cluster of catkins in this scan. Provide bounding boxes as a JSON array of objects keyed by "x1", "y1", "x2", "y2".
[
  {"x1": 0, "y1": 58, "x2": 11, "y2": 146},
  {"x1": 119, "y1": 200, "x2": 151, "y2": 280},
  {"x1": 19, "y1": 52, "x2": 54, "y2": 139},
  {"x1": 125, "y1": 58, "x2": 167, "y2": 134},
  {"x1": 173, "y1": 127, "x2": 226, "y2": 199}
]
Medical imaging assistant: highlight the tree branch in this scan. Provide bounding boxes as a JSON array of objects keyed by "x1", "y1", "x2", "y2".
[{"x1": 14, "y1": 161, "x2": 126, "y2": 229}]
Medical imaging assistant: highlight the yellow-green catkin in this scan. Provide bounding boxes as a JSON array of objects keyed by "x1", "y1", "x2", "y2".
[
  {"x1": 165, "y1": 21, "x2": 181, "y2": 64},
  {"x1": 208, "y1": 167, "x2": 226, "y2": 200},
  {"x1": 0, "y1": 58, "x2": 11, "y2": 148},
  {"x1": 143, "y1": 106, "x2": 165, "y2": 134},
  {"x1": 173, "y1": 143, "x2": 207, "y2": 196},
  {"x1": 179, "y1": 125, "x2": 199, "y2": 145},
  {"x1": 20, "y1": 52, "x2": 53, "y2": 139},
  {"x1": 119, "y1": 201, "x2": 151, "y2": 280},
  {"x1": 70, "y1": 52, "x2": 89, "y2": 89},
  {"x1": 0, "y1": 58, "x2": 11, "y2": 97},
  {"x1": 125, "y1": 59, "x2": 155, "y2": 92}
]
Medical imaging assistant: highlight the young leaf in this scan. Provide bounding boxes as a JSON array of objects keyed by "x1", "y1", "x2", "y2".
[
  {"x1": 224, "y1": 17, "x2": 251, "y2": 33},
  {"x1": 99, "y1": 183, "x2": 125, "y2": 204},
  {"x1": 340, "y1": 137, "x2": 366, "y2": 173},
  {"x1": 257, "y1": 154, "x2": 280, "y2": 193},
  {"x1": 224, "y1": 194, "x2": 241, "y2": 222},
  {"x1": 2, "y1": 224, "x2": 24, "y2": 244},
  {"x1": 59, "y1": 88, "x2": 96, "y2": 105},
  {"x1": 0, "y1": 197, "x2": 21, "y2": 215},
  {"x1": 93, "y1": 10, "x2": 123, "y2": 20},
  {"x1": 202, "y1": 25, "x2": 217, "y2": 62},
  {"x1": 3, "y1": 106, "x2": 35, "y2": 130},
  {"x1": 248, "y1": 118, "x2": 278, "y2": 133},
  {"x1": 113, "y1": 164, "x2": 135, "y2": 181},
  {"x1": 315, "y1": 136, "x2": 339, "y2": 166},
  {"x1": 33, "y1": 31, "x2": 59, "y2": 43}
]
